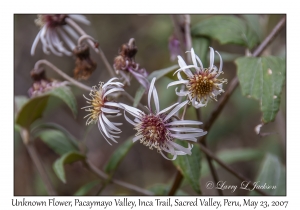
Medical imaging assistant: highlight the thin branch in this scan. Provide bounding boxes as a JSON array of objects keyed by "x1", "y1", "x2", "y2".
[
  {"x1": 198, "y1": 144, "x2": 268, "y2": 196},
  {"x1": 168, "y1": 171, "x2": 183, "y2": 196},
  {"x1": 34, "y1": 59, "x2": 91, "y2": 92},
  {"x1": 21, "y1": 129, "x2": 57, "y2": 195},
  {"x1": 85, "y1": 160, "x2": 154, "y2": 195},
  {"x1": 66, "y1": 18, "x2": 116, "y2": 78}
]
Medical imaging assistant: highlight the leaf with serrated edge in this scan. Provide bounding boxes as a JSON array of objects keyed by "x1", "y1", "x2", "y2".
[
  {"x1": 236, "y1": 56, "x2": 286, "y2": 123},
  {"x1": 192, "y1": 15, "x2": 259, "y2": 49},
  {"x1": 172, "y1": 141, "x2": 202, "y2": 194},
  {"x1": 250, "y1": 154, "x2": 286, "y2": 195},
  {"x1": 104, "y1": 136, "x2": 134, "y2": 174},
  {"x1": 53, "y1": 152, "x2": 85, "y2": 183}
]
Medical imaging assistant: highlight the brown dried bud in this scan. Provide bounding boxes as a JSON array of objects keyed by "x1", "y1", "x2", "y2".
[
  {"x1": 113, "y1": 55, "x2": 126, "y2": 71},
  {"x1": 30, "y1": 68, "x2": 48, "y2": 82},
  {"x1": 73, "y1": 44, "x2": 97, "y2": 80}
]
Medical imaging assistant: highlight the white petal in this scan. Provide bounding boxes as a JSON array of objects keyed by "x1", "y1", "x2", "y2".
[
  {"x1": 31, "y1": 30, "x2": 41, "y2": 56},
  {"x1": 103, "y1": 87, "x2": 124, "y2": 98},
  {"x1": 101, "y1": 113, "x2": 121, "y2": 131},
  {"x1": 68, "y1": 14, "x2": 90, "y2": 25},
  {"x1": 166, "y1": 120, "x2": 203, "y2": 126},
  {"x1": 168, "y1": 141, "x2": 192, "y2": 155},
  {"x1": 215, "y1": 51, "x2": 223, "y2": 76},
  {"x1": 104, "y1": 102, "x2": 123, "y2": 109},
  {"x1": 63, "y1": 25, "x2": 79, "y2": 40},
  {"x1": 148, "y1": 77, "x2": 156, "y2": 110},
  {"x1": 133, "y1": 135, "x2": 143, "y2": 143},
  {"x1": 57, "y1": 28, "x2": 75, "y2": 50},
  {"x1": 157, "y1": 102, "x2": 179, "y2": 115},
  {"x1": 167, "y1": 80, "x2": 188, "y2": 89},
  {"x1": 209, "y1": 47, "x2": 215, "y2": 70},
  {"x1": 160, "y1": 150, "x2": 177, "y2": 160},
  {"x1": 101, "y1": 107, "x2": 120, "y2": 114},
  {"x1": 168, "y1": 127, "x2": 203, "y2": 132},
  {"x1": 164, "y1": 100, "x2": 188, "y2": 122},
  {"x1": 123, "y1": 111, "x2": 136, "y2": 126},
  {"x1": 152, "y1": 86, "x2": 160, "y2": 113}
]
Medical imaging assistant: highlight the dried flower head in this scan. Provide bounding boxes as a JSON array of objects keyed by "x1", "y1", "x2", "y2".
[
  {"x1": 121, "y1": 78, "x2": 206, "y2": 160},
  {"x1": 28, "y1": 68, "x2": 69, "y2": 98},
  {"x1": 113, "y1": 38, "x2": 149, "y2": 89},
  {"x1": 31, "y1": 14, "x2": 90, "y2": 56},
  {"x1": 82, "y1": 78, "x2": 124, "y2": 145},
  {"x1": 168, "y1": 47, "x2": 227, "y2": 108},
  {"x1": 73, "y1": 44, "x2": 97, "y2": 80}
]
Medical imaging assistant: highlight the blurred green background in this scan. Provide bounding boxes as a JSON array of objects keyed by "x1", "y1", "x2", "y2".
[{"x1": 14, "y1": 14, "x2": 286, "y2": 195}]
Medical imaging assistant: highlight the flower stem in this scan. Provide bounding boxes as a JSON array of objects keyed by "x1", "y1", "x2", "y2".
[
  {"x1": 85, "y1": 159, "x2": 154, "y2": 195},
  {"x1": 34, "y1": 59, "x2": 91, "y2": 92},
  {"x1": 21, "y1": 128, "x2": 57, "y2": 195},
  {"x1": 168, "y1": 170, "x2": 183, "y2": 196}
]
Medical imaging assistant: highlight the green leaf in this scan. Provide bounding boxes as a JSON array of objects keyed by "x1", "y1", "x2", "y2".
[
  {"x1": 16, "y1": 87, "x2": 78, "y2": 127},
  {"x1": 48, "y1": 86, "x2": 78, "y2": 118},
  {"x1": 148, "y1": 184, "x2": 188, "y2": 195},
  {"x1": 31, "y1": 122, "x2": 79, "y2": 149},
  {"x1": 192, "y1": 15, "x2": 260, "y2": 49},
  {"x1": 36, "y1": 129, "x2": 78, "y2": 155},
  {"x1": 172, "y1": 142, "x2": 202, "y2": 194},
  {"x1": 53, "y1": 151, "x2": 86, "y2": 183},
  {"x1": 133, "y1": 65, "x2": 178, "y2": 107},
  {"x1": 74, "y1": 180, "x2": 101, "y2": 196},
  {"x1": 201, "y1": 149, "x2": 263, "y2": 177},
  {"x1": 235, "y1": 56, "x2": 286, "y2": 123},
  {"x1": 241, "y1": 15, "x2": 264, "y2": 42},
  {"x1": 104, "y1": 136, "x2": 134, "y2": 174},
  {"x1": 250, "y1": 154, "x2": 286, "y2": 195},
  {"x1": 14, "y1": 96, "x2": 29, "y2": 113}
]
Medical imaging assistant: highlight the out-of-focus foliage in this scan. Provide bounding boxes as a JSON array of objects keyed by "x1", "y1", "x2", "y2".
[{"x1": 236, "y1": 56, "x2": 286, "y2": 123}]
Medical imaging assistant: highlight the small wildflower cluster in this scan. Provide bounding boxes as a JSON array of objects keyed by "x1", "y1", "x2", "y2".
[
  {"x1": 113, "y1": 38, "x2": 149, "y2": 89},
  {"x1": 28, "y1": 69, "x2": 68, "y2": 98}
]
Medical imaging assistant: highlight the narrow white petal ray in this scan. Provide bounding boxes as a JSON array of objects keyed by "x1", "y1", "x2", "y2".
[
  {"x1": 104, "y1": 102, "x2": 123, "y2": 109},
  {"x1": 166, "y1": 120, "x2": 203, "y2": 126},
  {"x1": 152, "y1": 86, "x2": 160, "y2": 113},
  {"x1": 170, "y1": 134, "x2": 198, "y2": 142},
  {"x1": 133, "y1": 135, "x2": 143, "y2": 143},
  {"x1": 119, "y1": 103, "x2": 143, "y2": 117},
  {"x1": 46, "y1": 29, "x2": 62, "y2": 56},
  {"x1": 160, "y1": 150, "x2": 177, "y2": 160},
  {"x1": 167, "y1": 80, "x2": 188, "y2": 89},
  {"x1": 40, "y1": 26, "x2": 50, "y2": 54},
  {"x1": 31, "y1": 30, "x2": 41, "y2": 56},
  {"x1": 99, "y1": 115, "x2": 118, "y2": 143},
  {"x1": 168, "y1": 127, "x2": 203, "y2": 132},
  {"x1": 175, "y1": 87, "x2": 189, "y2": 96},
  {"x1": 177, "y1": 56, "x2": 193, "y2": 77},
  {"x1": 103, "y1": 87, "x2": 124, "y2": 98},
  {"x1": 57, "y1": 28, "x2": 75, "y2": 50},
  {"x1": 51, "y1": 30, "x2": 72, "y2": 56},
  {"x1": 97, "y1": 123, "x2": 112, "y2": 145},
  {"x1": 63, "y1": 25, "x2": 79, "y2": 40},
  {"x1": 173, "y1": 132, "x2": 207, "y2": 139},
  {"x1": 168, "y1": 141, "x2": 192, "y2": 155},
  {"x1": 209, "y1": 47, "x2": 215, "y2": 70},
  {"x1": 101, "y1": 107, "x2": 119, "y2": 114},
  {"x1": 68, "y1": 14, "x2": 90, "y2": 25},
  {"x1": 103, "y1": 77, "x2": 119, "y2": 88},
  {"x1": 157, "y1": 102, "x2": 179, "y2": 115},
  {"x1": 177, "y1": 71, "x2": 184, "y2": 80},
  {"x1": 164, "y1": 100, "x2": 188, "y2": 122},
  {"x1": 101, "y1": 114, "x2": 121, "y2": 132},
  {"x1": 191, "y1": 48, "x2": 197, "y2": 67},
  {"x1": 195, "y1": 53, "x2": 204, "y2": 69},
  {"x1": 148, "y1": 77, "x2": 156, "y2": 110},
  {"x1": 173, "y1": 65, "x2": 196, "y2": 76},
  {"x1": 215, "y1": 51, "x2": 223, "y2": 75},
  {"x1": 123, "y1": 111, "x2": 136, "y2": 126}
]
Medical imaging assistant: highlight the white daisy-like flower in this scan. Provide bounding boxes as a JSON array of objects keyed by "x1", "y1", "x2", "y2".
[
  {"x1": 168, "y1": 47, "x2": 227, "y2": 108},
  {"x1": 82, "y1": 78, "x2": 124, "y2": 145},
  {"x1": 31, "y1": 14, "x2": 90, "y2": 56},
  {"x1": 120, "y1": 77, "x2": 207, "y2": 160}
]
